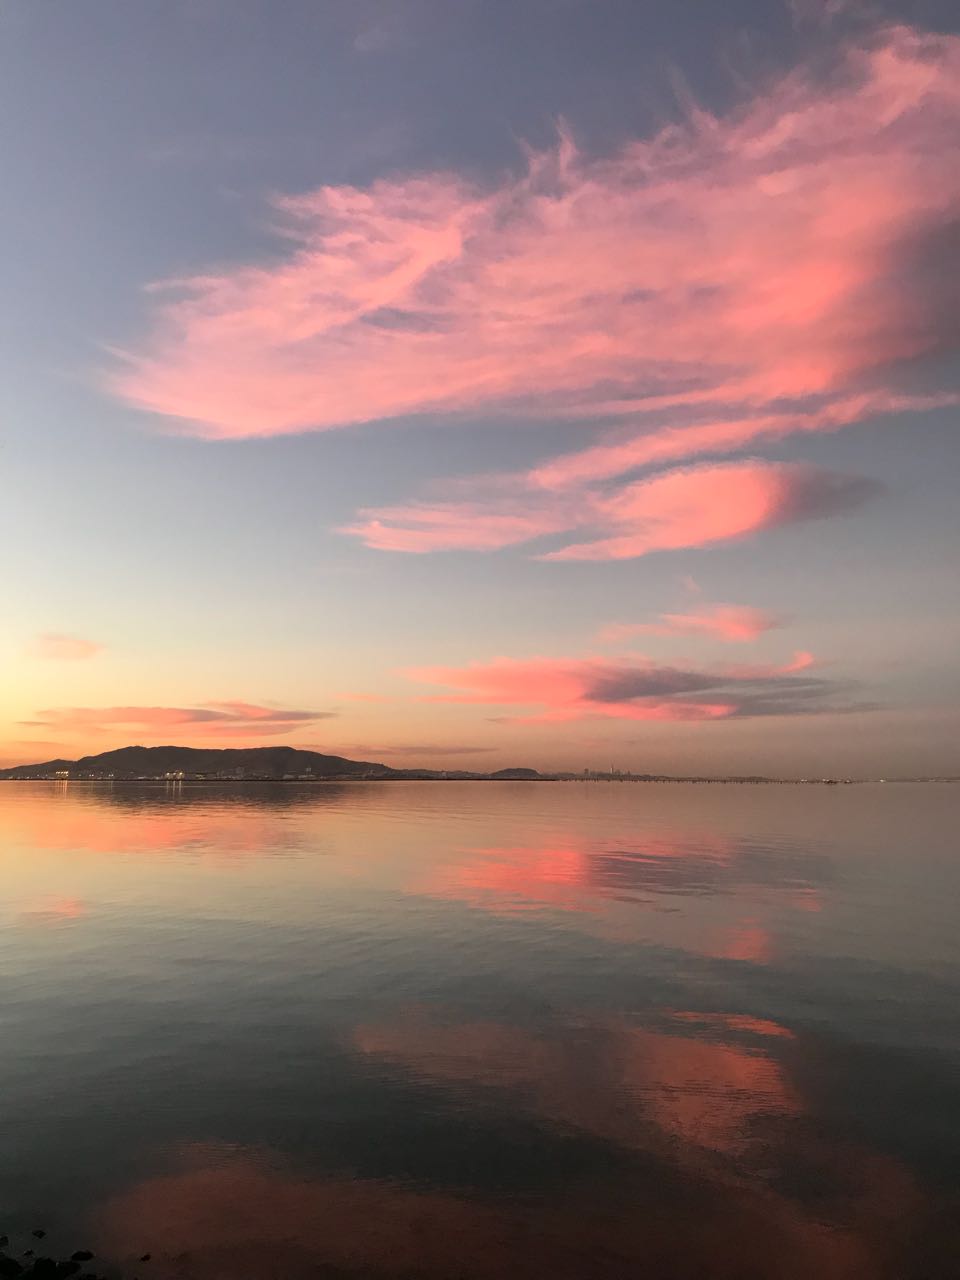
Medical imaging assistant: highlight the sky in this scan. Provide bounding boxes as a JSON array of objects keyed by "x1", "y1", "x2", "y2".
[{"x1": 1, "y1": 0, "x2": 958, "y2": 777}]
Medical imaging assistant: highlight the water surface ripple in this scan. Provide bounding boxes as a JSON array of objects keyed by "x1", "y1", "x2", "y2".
[{"x1": 1, "y1": 781, "x2": 958, "y2": 1279}]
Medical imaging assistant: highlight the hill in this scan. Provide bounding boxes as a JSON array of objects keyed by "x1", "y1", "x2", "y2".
[{"x1": 0, "y1": 744, "x2": 392, "y2": 780}]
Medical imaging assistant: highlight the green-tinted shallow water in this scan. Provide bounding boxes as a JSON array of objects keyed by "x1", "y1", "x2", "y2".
[{"x1": 1, "y1": 781, "x2": 958, "y2": 1279}]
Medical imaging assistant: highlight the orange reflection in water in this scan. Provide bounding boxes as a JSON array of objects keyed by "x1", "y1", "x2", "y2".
[
  {"x1": 0, "y1": 789, "x2": 298, "y2": 858},
  {"x1": 715, "y1": 920, "x2": 775, "y2": 963},
  {"x1": 17, "y1": 894, "x2": 86, "y2": 924}
]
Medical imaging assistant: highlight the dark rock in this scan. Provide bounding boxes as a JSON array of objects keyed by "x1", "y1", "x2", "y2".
[
  {"x1": 0, "y1": 745, "x2": 393, "y2": 782},
  {"x1": 68, "y1": 1256, "x2": 92, "y2": 1265},
  {"x1": 138, "y1": 1257, "x2": 150, "y2": 1264},
  {"x1": 31, "y1": 1234, "x2": 45, "y2": 1242},
  {"x1": 0, "y1": 1258, "x2": 23, "y2": 1278}
]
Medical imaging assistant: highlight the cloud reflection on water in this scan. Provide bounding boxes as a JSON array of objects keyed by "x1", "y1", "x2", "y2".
[
  {"x1": 415, "y1": 830, "x2": 831, "y2": 912},
  {"x1": 411, "y1": 829, "x2": 831, "y2": 965},
  {"x1": 0, "y1": 784, "x2": 955, "y2": 1279},
  {"x1": 354, "y1": 1007, "x2": 800, "y2": 1162},
  {"x1": 95, "y1": 1142, "x2": 914, "y2": 1280}
]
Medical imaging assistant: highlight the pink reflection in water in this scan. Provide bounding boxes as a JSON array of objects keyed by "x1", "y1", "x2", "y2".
[
  {"x1": 94, "y1": 1139, "x2": 922, "y2": 1280},
  {"x1": 413, "y1": 832, "x2": 738, "y2": 914},
  {"x1": 410, "y1": 830, "x2": 824, "y2": 968},
  {"x1": 354, "y1": 1008, "x2": 799, "y2": 1160}
]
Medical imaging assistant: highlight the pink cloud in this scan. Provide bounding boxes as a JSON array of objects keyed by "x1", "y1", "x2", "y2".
[
  {"x1": 340, "y1": 500, "x2": 575, "y2": 553},
  {"x1": 112, "y1": 24, "x2": 960, "y2": 474},
  {"x1": 526, "y1": 390, "x2": 954, "y2": 493},
  {"x1": 24, "y1": 702, "x2": 335, "y2": 739},
  {"x1": 346, "y1": 459, "x2": 878, "y2": 559},
  {"x1": 409, "y1": 659, "x2": 735, "y2": 723},
  {"x1": 29, "y1": 632, "x2": 104, "y2": 660},
  {"x1": 546, "y1": 460, "x2": 877, "y2": 561},
  {"x1": 405, "y1": 649, "x2": 864, "y2": 723},
  {"x1": 600, "y1": 605, "x2": 785, "y2": 644},
  {"x1": 719, "y1": 651, "x2": 816, "y2": 678}
]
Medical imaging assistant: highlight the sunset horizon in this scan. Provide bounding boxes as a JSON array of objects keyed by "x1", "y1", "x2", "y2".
[
  {"x1": 3, "y1": 0, "x2": 958, "y2": 782},
  {"x1": 3, "y1": 7, "x2": 959, "y2": 1276}
]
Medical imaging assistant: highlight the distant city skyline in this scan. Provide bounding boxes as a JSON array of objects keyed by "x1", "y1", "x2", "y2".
[{"x1": 2, "y1": 0, "x2": 958, "y2": 776}]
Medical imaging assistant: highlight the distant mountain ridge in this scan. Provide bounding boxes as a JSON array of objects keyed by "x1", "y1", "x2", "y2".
[
  {"x1": 0, "y1": 744, "x2": 392, "y2": 780},
  {"x1": 3, "y1": 745, "x2": 868, "y2": 783}
]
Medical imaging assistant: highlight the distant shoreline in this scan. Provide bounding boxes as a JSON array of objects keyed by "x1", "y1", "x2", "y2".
[
  {"x1": 4, "y1": 745, "x2": 955, "y2": 787},
  {"x1": 2, "y1": 775, "x2": 956, "y2": 785}
]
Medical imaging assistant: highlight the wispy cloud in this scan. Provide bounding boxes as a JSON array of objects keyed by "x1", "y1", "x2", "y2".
[
  {"x1": 349, "y1": 0, "x2": 437, "y2": 54},
  {"x1": 599, "y1": 604, "x2": 785, "y2": 644},
  {"x1": 113, "y1": 23, "x2": 960, "y2": 519},
  {"x1": 22, "y1": 702, "x2": 336, "y2": 739},
  {"x1": 522, "y1": 392, "x2": 949, "y2": 493},
  {"x1": 103, "y1": 20, "x2": 960, "y2": 573},
  {"x1": 29, "y1": 632, "x2": 104, "y2": 660},
  {"x1": 406, "y1": 651, "x2": 870, "y2": 723},
  {"x1": 339, "y1": 491, "x2": 578, "y2": 553},
  {"x1": 789, "y1": 0, "x2": 858, "y2": 28},
  {"x1": 345, "y1": 460, "x2": 879, "y2": 559},
  {"x1": 547, "y1": 461, "x2": 878, "y2": 561}
]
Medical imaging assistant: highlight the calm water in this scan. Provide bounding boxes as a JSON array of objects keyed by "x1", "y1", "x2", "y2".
[{"x1": 1, "y1": 781, "x2": 958, "y2": 1279}]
